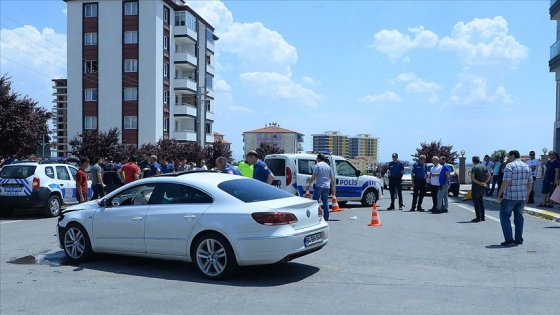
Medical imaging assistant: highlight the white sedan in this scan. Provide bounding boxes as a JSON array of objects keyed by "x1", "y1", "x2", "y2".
[{"x1": 57, "y1": 172, "x2": 329, "y2": 280}]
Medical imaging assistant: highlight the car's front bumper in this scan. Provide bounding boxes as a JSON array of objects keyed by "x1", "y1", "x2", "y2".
[{"x1": 233, "y1": 223, "x2": 329, "y2": 266}]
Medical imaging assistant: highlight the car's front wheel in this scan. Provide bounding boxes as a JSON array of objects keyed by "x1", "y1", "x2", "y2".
[
  {"x1": 193, "y1": 233, "x2": 237, "y2": 280},
  {"x1": 43, "y1": 195, "x2": 61, "y2": 217},
  {"x1": 62, "y1": 223, "x2": 92, "y2": 264},
  {"x1": 361, "y1": 188, "x2": 379, "y2": 207}
]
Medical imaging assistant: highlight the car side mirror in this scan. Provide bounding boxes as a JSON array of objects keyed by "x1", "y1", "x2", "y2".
[
  {"x1": 98, "y1": 198, "x2": 107, "y2": 207},
  {"x1": 355, "y1": 170, "x2": 361, "y2": 177}
]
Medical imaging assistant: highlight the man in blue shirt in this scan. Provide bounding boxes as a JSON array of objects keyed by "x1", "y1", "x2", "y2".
[
  {"x1": 246, "y1": 150, "x2": 274, "y2": 184},
  {"x1": 147, "y1": 155, "x2": 161, "y2": 177},
  {"x1": 215, "y1": 156, "x2": 242, "y2": 175},
  {"x1": 435, "y1": 156, "x2": 451, "y2": 214},
  {"x1": 410, "y1": 155, "x2": 428, "y2": 211},
  {"x1": 387, "y1": 153, "x2": 405, "y2": 210},
  {"x1": 159, "y1": 156, "x2": 175, "y2": 174}
]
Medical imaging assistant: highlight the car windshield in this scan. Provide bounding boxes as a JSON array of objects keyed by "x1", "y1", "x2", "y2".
[
  {"x1": 0, "y1": 165, "x2": 37, "y2": 178},
  {"x1": 218, "y1": 178, "x2": 293, "y2": 203},
  {"x1": 404, "y1": 168, "x2": 412, "y2": 175}
]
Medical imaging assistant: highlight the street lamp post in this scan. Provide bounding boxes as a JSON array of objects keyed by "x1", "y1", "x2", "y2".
[
  {"x1": 459, "y1": 150, "x2": 466, "y2": 184},
  {"x1": 540, "y1": 147, "x2": 548, "y2": 178}
]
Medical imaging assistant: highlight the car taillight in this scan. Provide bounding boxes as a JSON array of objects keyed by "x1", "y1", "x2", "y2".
[
  {"x1": 32, "y1": 177, "x2": 40, "y2": 190},
  {"x1": 318, "y1": 205, "x2": 323, "y2": 217},
  {"x1": 251, "y1": 212, "x2": 298, "y2": 225},
  {"x1": 286, "y1": 167, "x2": 292, "y2": 186}
]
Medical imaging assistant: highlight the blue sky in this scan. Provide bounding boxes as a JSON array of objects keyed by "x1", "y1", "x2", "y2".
[{"x1": 0, "y1": 0, "x2": 556, "y2": 162}]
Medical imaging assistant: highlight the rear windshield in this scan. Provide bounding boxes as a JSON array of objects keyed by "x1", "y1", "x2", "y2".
[
  {"x1": 265, "y1": 158, "x2": 285, "y2": 176},
  {"x1": 0, "y1": 165, "x2": 37, "y2": 179},
  {"x1": 218, "y1": 178, "x2": 293, "y2": 203}
]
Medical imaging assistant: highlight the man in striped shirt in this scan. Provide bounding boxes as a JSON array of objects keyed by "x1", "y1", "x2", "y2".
[{"x1": 497, "y1": 150, "x2": 533, "y2": 247}]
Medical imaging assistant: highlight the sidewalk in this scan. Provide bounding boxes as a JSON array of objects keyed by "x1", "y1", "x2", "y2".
[{"x1": 459, "y1": 183, "x2": 560, "y2": 224}]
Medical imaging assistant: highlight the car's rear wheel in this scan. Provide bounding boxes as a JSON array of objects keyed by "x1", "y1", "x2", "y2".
[
  {"x1": 43, "y1": 195, "x2": 61, "y2": 217},
  {"x1": 193, "y1": 233, "x2": 237, "y2": 280},
  {"x1": 63, "y1": 223, "x2": 92, "y2": 264},
  {"x1": 361, "y1": 188, "x2": 379, "y2": 207}
]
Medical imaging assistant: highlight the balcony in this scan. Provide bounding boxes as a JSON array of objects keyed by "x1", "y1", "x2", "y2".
[
  {"x1": 206, "y1": 110, "x2": 214, "y2": 121},
  {"x1": 552, "y1": 0, "x2": 560, "y2": 19},
  {"x1": 174, "y1": 103, "x2": 197, "y2": 116},
  {"x1": 206, "y1": 134, "x2": 215, "y2": 144},
  {"x1": 174, "y1": 25, "x2": 197, "y2": 41},
  {"x1": 175, "y1": 50, "x2": 197, "y2": 65},
  {"x1": 174, "y1": 77, "x2": 197, "y2": 91},
  {"x1": 174, "y1": 131, "x2": 197, "y2": 141},
  {"x1": 550, "y1": 40, "x2": 560, "y2": 72},
  {"x1": 206, "y1": 63, "x2": 215, "y2": 75},
  {"x1": 207, "y1": 40, "x2": 215, "y2": 53},
  {"x1": 205, "y1": 88, "x2": 214, "y2": 99}
]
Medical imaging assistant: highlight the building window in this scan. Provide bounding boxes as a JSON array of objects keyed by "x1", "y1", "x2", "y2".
[
  {"x1": 205, "y1": 122, "x2": 212, "y2": 134},
  {"x1": 163, "y1": 63, "x2": 169, "y2": 79},
  {"x1": 163, "y1": 36, "x2": 169, "y2": 52},
  {"x1": 205, "y1": 100, "x2": 211, "y2": 112},
  {"x1": 124, "y1": 59, "x2": 138, "y2": 72},
  {"x1": 205, "y1": 75, "x2": 213, "y2": 90},
  {"x1": 124, "y1": 116, "x2": 138, "y2": 129},
  {"x1": 124, "y1": 2, "x2": 138, "y2": 15},
  {"x1": 163, "y1": 117, "x2": 169, "y2": 134},
  {"x1": 84, "y1": 116, "x2": 97, "y2": 129},
  {"x1": 206, "y1": 54, "x2": 211, "y2": 65},
  {"x1": 84, "y1": 33, "x2": 97, "y2": 45},
  {"x1": 206, "y1": 28, "x2": 214, "y2": 44},
  {"x1": 124, "y1": 31, "x2": 138, "y2": 44},
  {"x1": 175, "y1": 12, "x2": 186, "y2": 26},
  {"x1": 124, "y1": 87, "x2": 138, "y2": 101},
  {"x1": 83, "y1": 60, "x2": 98, "y2": 73},
  {"x1": 163, "y1": 90, "x2": 169, "y2": 106},
  {"x1": 84, "y1": 88, "x2": 98, "y2": 101},
  {"x1": 84, "y1": 4, "x2": 97, "y2": 17},
  {"x1": 163, "y1": 6, "x2": 170, "y2": 24}
]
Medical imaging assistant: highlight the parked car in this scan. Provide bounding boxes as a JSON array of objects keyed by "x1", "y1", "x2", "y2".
[
  {"x1": 382, "y1": 167, "x2": 413, "y2": 190},
  {"x1": 57, "y1": 172, "x2": 329, "y2": 280},
  {"x1": 0, "y1": 161, "x2": 92, "y2": 217},
  {"x1": 264, "y1": 153, "x2": 383, "y2": 207},
  {"x1": 425, "y1": 163, "x2": 460, "y2": 197}
]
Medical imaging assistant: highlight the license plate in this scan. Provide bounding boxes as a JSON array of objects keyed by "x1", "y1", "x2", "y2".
[
  {"x1": 304, "y1": 232, "x2": 323, "y2": 247},
  {"x1": 5, "y1": 186, "x2": 22, "y2": 192}
]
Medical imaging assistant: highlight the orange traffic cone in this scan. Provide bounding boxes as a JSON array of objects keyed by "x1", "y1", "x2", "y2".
[
  {"x1": 304, "y1": 189, "x2": 311, "y2": 199},
  {"x1": 368, "y1": 203, "x2": 383, "y2": 226},
  {"x1": 331, "y1": 195, "x2": 343, "y2": 212}
]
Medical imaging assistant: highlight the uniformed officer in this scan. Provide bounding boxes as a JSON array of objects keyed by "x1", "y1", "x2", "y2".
[{"x1": 387, "y1": 153, "x2": 405, "y2": 210}]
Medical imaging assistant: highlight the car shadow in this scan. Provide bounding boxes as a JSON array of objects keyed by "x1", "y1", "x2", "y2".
[
  {"x1": 13, "y1": 251, "x2": 320, "y2": 287},
  {"x1": 456, "y1": 221, "x2": 477, "y2": 224},
  {"x1": 0, "y1": 211, "x2": 48, "y2": 220},
  {"x1": 485, "y1": 245, "x2": 516, "y2": 249},
  {"x1": 543, "y1": 226, "x2": 560, "y2": 229}
]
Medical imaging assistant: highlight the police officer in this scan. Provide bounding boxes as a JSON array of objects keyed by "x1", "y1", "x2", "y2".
[
  {"x1": 387, "y1": 153, "x2": 405, "y2": 210},
  {"x1": 410, "y1": 155, "x2": 428, "y2": 211}
]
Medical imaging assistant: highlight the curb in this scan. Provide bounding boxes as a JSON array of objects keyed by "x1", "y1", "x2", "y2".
[{"x1": 460, "y1": 190, "x2": 560, "y2": 224}]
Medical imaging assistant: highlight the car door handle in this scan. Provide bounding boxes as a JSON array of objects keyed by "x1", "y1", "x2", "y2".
[
  {"x1": 183, "y1": 215, "x2": 197, "y2": 219},
  {"x1": 131, "y1": 216, "x2": 143, "y2": 221},
  {"x1": 60, "y1": 184, "x2": 64, "y2": 186}
]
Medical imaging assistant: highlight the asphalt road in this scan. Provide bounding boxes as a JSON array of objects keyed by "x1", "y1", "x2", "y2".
[{"x1": 1, "y1": 192, "x2": 559, "y2": 315}]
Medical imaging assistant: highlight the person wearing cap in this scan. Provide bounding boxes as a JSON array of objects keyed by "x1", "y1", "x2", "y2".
[
  {"x1": 306, "y1": 154, "x2": 335, "y2": 221},
  {"x1": 246, "y1": 150, "x2": 274, "y2": 184},
  {"x1": 387, "y1": 153, "x2": 405, "y2": 210}
]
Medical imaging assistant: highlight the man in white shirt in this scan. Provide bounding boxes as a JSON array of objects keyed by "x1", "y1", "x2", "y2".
[
  {"x1": 429, "y1": 156, "x2": 442, "y2": 211},
  {"x1": 525, "y1": 150, "x2": 539, "y2": 204}
]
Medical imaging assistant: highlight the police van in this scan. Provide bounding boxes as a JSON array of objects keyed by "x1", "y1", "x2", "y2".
[
  {"x1": 0, "y1": 161, "x2": 92, "y2": 217},
  {"x1": 264, "y1": 153, "x2": 383, "y2": 206}
]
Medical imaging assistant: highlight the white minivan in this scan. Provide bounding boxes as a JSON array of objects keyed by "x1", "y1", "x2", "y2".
[{"x1": 264, "y1": 153, "x2": 383, "y2": 207}]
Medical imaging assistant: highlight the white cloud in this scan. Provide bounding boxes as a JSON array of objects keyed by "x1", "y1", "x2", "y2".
[
  {"x1": 228, "y1": 105, "x2": 251, "y2": 113},
  {"x1": 370, "y1": 26, "x2": 438, "y2": 61},
  {"x1": 394, "y1": 72, "x2": 442, "y2": 103},
  {"x1": 0, "y1": 25, "x2": 67, "y2": 110},
  {"x1": 447, "y1": 67, "x2": 513, "y2": 106},
  {"x1": 439, "y1": 16, "x2": 528, "y2": 69},
  {"x1": 301, "y1": 76, "x2": 316, "y2": 85},
  {"x1": 214, "y1": 78, "x2": 230, "y2": 92},
  {"x1": 359, "y1": 91, "x2": 401, "y2": 103},
  {"x1": 240, "y1": 72, "x2": 323, "y2": 108}
]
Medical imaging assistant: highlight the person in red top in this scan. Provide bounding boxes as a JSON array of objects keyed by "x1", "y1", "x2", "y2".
[
  {"x1": 76, "y1": 157, "x2": 90, "y2": 203},
  {"x1": 118, "y1": 155, "x2": 140, "y2": 185}
]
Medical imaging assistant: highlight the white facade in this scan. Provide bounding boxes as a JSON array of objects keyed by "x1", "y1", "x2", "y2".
[{"x1": 65, "y1": 0, "x2": 216, "y2": 147}]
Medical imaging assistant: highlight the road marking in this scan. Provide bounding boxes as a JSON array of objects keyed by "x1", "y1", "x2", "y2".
[
  {"x1": 456, "y1": 204, "x2": 501, "y2": 223},
  {"x1": 0, "y1": 220, "x2": 24, "y2": 225}
]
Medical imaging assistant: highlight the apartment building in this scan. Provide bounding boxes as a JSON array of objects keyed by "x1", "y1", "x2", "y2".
[
  {"x1": 551, "y1": 1, "x2": 560, "y2": 152},
  {"x1": 52, "y1": 79, "x2": 69, "y2": 156},
  {"x1": 243, "y1": 123, "x2": 304, "y2": 154},
  {"x1": 213, "y1": 131, "x2": 231, "y2": 152},
  {"x1": 312, "y1": 131, "x2": 379, "y2": 161},
  {"x1": 65, "y1": 0, "x2": 217, "y2": 147},
  {"x1": 348, "y1": 134, "x2": 379, "y2": 162}
]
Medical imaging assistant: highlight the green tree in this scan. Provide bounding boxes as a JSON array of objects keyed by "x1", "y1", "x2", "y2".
[
  {"x1": 68, "y1": 128, "x2": 120, "y2": 160},
  {"x1": 0, "y1": 75, "x2": 52, "y2": 158},
  {"x1": 490, "y1": 149, "x2": 507, "y2": 161},
  {"x1": 255, "y1": 141, "x2": 284, "y2": 159},
  {"x1": 413, "y1": 140, "x2": 458, "y2": 164},
  {"x1": 202, "y1": 140, "x2": 232, "y2": 169}
]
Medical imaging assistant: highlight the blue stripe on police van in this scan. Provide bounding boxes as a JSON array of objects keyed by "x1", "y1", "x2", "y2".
[{"x1": 15, "y1": 178, "x2": 32, "y2": 196}]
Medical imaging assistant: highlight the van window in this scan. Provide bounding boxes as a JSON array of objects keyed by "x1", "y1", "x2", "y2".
[
  {"x1": 298, "y1": 159, "x2": 316, "y2": 175},
  {"x1": 265, "y1": 159, "x2": 285, "y2": 176},
  {"x1": 45, "y1": 167, "x2": 55, "y2": 179},
  {"x1": 0, "y1": 165, "x2": 37, "y2": 178},
  {"x1": 335, "y1": 160, "x2": 357, "y2": 177}
]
